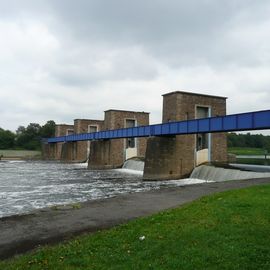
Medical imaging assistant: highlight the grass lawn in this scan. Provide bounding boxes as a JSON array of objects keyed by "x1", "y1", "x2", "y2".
[
  {"x1": 228, "y1": 147, "x2": 266, "y2": 155},
  {"x1": 1, "y1": 185, "x2": 270, "y2": 269},
  {"x1": 236, "y1": 158, "x2": 270, "y2": 166}
]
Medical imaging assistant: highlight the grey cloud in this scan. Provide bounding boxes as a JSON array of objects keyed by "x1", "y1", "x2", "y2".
[
  {"x1": 46, "y1": 0, "x2": 270, "y2": 68},
  {"x1": 0, "y1": 0, "x2": 270, "y2": 132},
  {"x1": 3, "y1": 0, "x2": 270, "y2": 70},
  {"x1": 0, "y1": 0, "x2": 51, "y2": 21},
  {"x1": 48, "y1": 45, "x2": 159, "y2": 87}
]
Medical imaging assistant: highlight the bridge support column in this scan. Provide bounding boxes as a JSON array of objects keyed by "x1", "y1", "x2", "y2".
[
  {"x1": 61, "y1": 142, "x2": 76, "y2": 162},
  {"x1": 42, "y1": 143, "x2": 57, "y2": 160},
  {"x1": 88, "y1": 140, "x2": 122, "y2": 169},
  {"x1": 143, "y1": 135, "x2": 195, "y2": 180}
]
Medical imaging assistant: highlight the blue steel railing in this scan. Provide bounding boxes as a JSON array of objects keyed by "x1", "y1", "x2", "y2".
[{"x1": 45, "y1": 109, "x2": 270, "y2": 143}]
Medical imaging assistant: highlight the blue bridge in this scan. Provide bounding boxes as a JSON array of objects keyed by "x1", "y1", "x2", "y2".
[{"x1": 45, "y1": 109, "x2": 270, "y2": 143}]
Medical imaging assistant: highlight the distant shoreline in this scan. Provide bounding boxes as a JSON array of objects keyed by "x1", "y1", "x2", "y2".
[{"x1": 0, "y1": 150, "x2": 41, "y2": 160}]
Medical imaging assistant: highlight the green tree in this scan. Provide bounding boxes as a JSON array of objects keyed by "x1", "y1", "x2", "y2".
[
  {"x1": 0, "y1": 120, "x2": 56, "y2": 151},
  {"x1": 16, "y1": 123, "x2": 41, "y2": 150},
  {"x1": 40, "y1": 120, "x2": 56, "y2": 138},
  {"x1": 0, "y1": 128, "x2": 16, "y2": 149},
  {"x1": 228, "y1": 133, "x2": 270, "y2": 151}
]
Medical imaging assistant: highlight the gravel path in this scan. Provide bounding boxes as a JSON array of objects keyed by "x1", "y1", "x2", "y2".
[{"x1": 1, "y1": 177, "x2": 270, "y2": 259}]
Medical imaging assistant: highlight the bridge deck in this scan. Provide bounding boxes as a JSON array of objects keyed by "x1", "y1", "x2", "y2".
[{"x1": 45, "y1": 110, "x2": 270, "y2": 143}]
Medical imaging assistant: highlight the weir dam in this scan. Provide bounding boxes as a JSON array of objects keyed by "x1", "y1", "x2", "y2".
[{"x1": 43, "y1": 90, "x2": 270, "y2": 180}]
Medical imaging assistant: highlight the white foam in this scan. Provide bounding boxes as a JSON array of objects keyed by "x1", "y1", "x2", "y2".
[
  {"x1": 74, "y1": 162, "x2": 88, "y2": 168},
  {"x1": 115, "y1": 168, "x2": 144, "y2": 175},
  {"x1": 6, "y1": 160, "x2": 26, "y2": 163},
  {"x1": 164, "y1": 178, "x2": 211, "y2": 186},
  {"x1": 122, "y1": 159, "x2": 144, "y2": 171}
]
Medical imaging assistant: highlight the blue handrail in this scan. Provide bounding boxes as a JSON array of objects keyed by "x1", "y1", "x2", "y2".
[{"x1": 45, "y1": 109, "x2": 270, "y2": 143}]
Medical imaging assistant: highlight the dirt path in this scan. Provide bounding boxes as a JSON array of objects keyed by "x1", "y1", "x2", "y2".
[{"x1": 1, "y1": 177, "x2": 270, "y2": 260}]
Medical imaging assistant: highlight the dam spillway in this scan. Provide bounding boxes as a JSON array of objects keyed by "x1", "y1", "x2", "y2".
[
  {"x1": 43, "y1": 90, "x2": 270, "y2": 181},
  {"x1": 122, "y1": 158, "x2": 145, "y2": 172},
  {"x1": 190, "y1": 165, "x2": 270, "y2": 182}
]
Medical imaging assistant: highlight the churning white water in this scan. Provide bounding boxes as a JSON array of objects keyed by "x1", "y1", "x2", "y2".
[
  {"x1": 0, "y1": 160, "x2": 205, "y2": 218},
  {"x1": 122, "y1": 159, "x2": 145, "y2": 172}
]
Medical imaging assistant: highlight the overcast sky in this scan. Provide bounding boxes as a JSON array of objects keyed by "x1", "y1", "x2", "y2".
[{"x1": 0, "y1": 0, "x2": 270, "y2": 132}]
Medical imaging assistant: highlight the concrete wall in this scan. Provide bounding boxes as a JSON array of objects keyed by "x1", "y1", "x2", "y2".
[
  {"x1": 143, "y1": 91, "x2": 227, "y2": 180},
  {"x1": 88, "y1": 110, "x2": 149, "y2": 169}
]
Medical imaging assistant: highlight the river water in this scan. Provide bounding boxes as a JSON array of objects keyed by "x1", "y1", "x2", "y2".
[{"x1": 0, "y1": 160, "x2": 205, "y2": 218}]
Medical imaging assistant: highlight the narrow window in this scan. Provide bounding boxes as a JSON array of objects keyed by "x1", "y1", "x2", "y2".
[
  {"x1": 66, "y1": 129, "x2": 74, "y2": 135},
  {"x1": 126, "y1": 119, "x2": 136, "y2": 148},
  {"x1": 88, "y1": 125, "x2": 98, "y2": 133},
  {"x1": 196, "y1": 107, "x2": 209, "y2": 151}
]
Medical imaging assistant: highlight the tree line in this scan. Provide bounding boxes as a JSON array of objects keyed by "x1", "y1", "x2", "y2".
[
  {"x1": 0, "y1": 121, "x2": 55, "y2": 150},
  {"x1": 228, "y1": 133, "x2": 270, "y2": 151}
]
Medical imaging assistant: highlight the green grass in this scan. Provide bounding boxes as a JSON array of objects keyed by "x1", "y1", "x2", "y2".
[
  {"x1": 228, "y1": 147, "x2": 270, "y2": 165},
  {"x1": 228, "y1": 147, "x2": 265, "y2": 155},
  {"x1": 236, "y1": 158, "x2": 270, "y2": 166},
  {"x1": 2, "y1": 185, "x2": 270, "y2": 269},
  {"x1": 0, "y1": 150, "x2": 41, "y2": 158}
]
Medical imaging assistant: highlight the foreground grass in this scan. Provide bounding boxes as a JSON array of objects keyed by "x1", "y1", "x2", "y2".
[
  {"x1": 228, "y1": 147, "x2": 266, "y2": 155},
  {"x1": 1, "y1": 185, "x2": 270, "y2": 270}
]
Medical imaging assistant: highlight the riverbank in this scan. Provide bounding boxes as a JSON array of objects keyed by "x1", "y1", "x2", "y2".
[
  {"x1": 1, "y1": 177, "x2": 270, "y2": 260},
  {"x1": 0, "y1": 150, "x2": 41, "y2": 160}
]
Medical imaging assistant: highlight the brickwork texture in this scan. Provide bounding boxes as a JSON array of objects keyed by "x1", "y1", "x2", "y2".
[
  {"x1": 88, "y1": 110, "x2": 149, "y2": 169},
  {"x1": 143, "y1": 91, "x2": 227, "y2": 180}
]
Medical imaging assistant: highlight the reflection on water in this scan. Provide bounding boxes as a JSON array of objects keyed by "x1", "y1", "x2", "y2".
[{"x1": 0, "y1": 161, "x2": 205, "y2": 218}]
